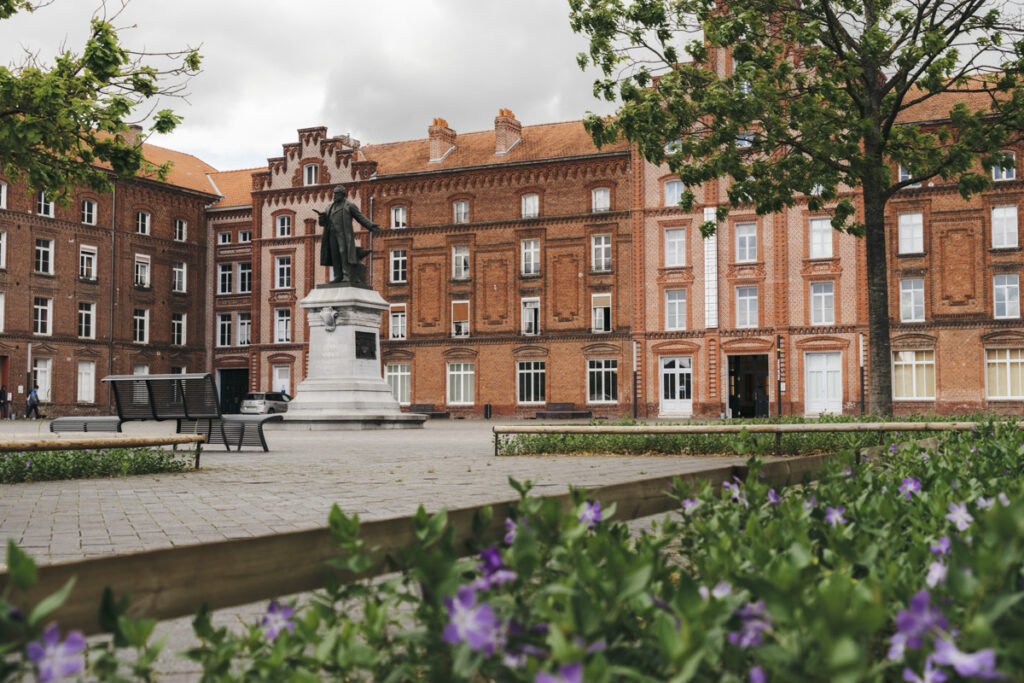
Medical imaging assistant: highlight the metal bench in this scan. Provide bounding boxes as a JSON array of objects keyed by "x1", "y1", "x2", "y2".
[
  {"x1": 178, "y1": 414, "x2": 283, "y2": 451},
  {"x1": 534, "y1": 402, "x2": 593, "y2": 419},
  {"x1": 50, "y1": 416, "x2": 123, "y2": 434},
  {"x1": 408, "y1": 403, "x2": 450, "y2": 419}
]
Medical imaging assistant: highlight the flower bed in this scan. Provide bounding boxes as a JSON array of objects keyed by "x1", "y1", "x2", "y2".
[
  {"x1": 2, "y1": 424, "x2": 1022, "y2": 681},
  {"x1": 0, "y1": 447, "x2": 190, "y2": 484}
]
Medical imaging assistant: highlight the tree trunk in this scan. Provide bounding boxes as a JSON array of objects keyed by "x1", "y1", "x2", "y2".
[{"x1": 862, "y1": 185, "x2": 894, "y2": 416}]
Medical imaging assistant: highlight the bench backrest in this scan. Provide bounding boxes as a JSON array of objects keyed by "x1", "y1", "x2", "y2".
[{"x1": 102, "y1": 373, "x2": 222, "y2": 422}]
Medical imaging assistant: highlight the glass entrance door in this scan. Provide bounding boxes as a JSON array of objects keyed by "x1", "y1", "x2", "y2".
[{"x1": 659, "y1": 356, "x2": 693, "y2": 416}]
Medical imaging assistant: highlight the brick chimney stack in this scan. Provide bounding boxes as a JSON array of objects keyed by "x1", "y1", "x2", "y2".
[
  {"x1": 124, "y1": 124, "x2": 144, "y2": 147},
  {"x1": 494, "y1": 108, "x2": 522, "y2": 156},
  {"x1": 428, "y1": 117, "x2": 456, "y2": 162}
]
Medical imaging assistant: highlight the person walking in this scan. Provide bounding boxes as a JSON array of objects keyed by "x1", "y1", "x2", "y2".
[{"x1": 25, "y1": 384, "x2": 40, "y2": 419}]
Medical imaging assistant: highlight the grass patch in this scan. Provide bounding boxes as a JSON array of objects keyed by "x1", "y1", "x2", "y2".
[
  {"x1": 499, "y1": 413, "x2": 1002, "y2": 456},
  {"x1": 0, "y1": 447, "x2": 191, "y2": 484}
]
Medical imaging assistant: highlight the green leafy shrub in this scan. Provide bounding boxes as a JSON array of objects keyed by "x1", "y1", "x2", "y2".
[
  {"x1": 2, "y1": 425, "x2": 1022, "y2": 681},
  {"x1": 0, "y1": 447, "x2": 189, "y2": 484}
]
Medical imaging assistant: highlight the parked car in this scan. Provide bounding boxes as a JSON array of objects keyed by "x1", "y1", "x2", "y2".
[{"x1": 240, "y1": 392, "x2": 291, "y2": 414}]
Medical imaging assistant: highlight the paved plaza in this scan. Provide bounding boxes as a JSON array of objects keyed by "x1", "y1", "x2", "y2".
[{"x1": 0, "y1": 418, "x2": 745, "y2": 566}]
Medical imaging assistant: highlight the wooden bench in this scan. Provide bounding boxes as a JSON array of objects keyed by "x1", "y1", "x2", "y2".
[
  {"x1": 51, "y1": 416, "x2": 123, "y2": 433},
  {"x1": 95, "y1": 374, "x2": 280, "y2": 461},
  {"x1": 408, "y1": 403, "x2": 450, "y2": 419},
  {"x1": 534, "y1": 402, "x2": 593, "y2": 419}
]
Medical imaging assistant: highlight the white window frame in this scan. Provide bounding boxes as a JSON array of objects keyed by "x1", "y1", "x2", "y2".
[
  {"x1": 274, "y1": 255, "x2": 293, "y2": 290},
  {"x1": 516, "y1": 360, "x2": 546, "y2": 405},
  {"x1": 587, "y1": 358, "x2": 619, "y2": 404},
  {"x1": 446, "y1": 362, "x2": 475, "y2": 405},
  {"x1": 390, "y1": 249, "x2": 407, "y2": 284},
  {"x1": 0, "y1": 292, "x2": 5, "y2": 332},
  {"x1": 77, "y1": 360, "x2": 96, "y2": 403},
  {"x1": 34, "y1": 238, "x2": 54, "y2": 274},
  {"x1": 591, "y1": 233, "x2": 612, "y2": 272},
  {"x1": 810, "y1": 281, "x2": 835, "y2": 325},
  {"x1": 274, "y1": 308, "x2": 291, "y2": 343},
  {"x1": 77, "y1": 302, "x2": 95, "y2": 339},
  {"x1": 809, "y1": 218, "x2": 833, "y2": 259},
  {"x1": 217, "y1": 263, "x2": 233, "y2": 295},
  {"x1": 33, "y1": 358, "x2": 52, "y2": 402},
  {"x1": 136, "y1": 211, "x2": 151, "y2": 235},
  {"x1": 272, "y1": 365, "x2": 291, "y2": 395},
  {"x1": 451, "y1": 300, "x2": 470, "y2": 338},
  {"x1": 0, "y1": 231, "x2": 6, "y2": 269},
  {"x1": 218, "y1": 231, "x2": 232, "y2": 245},
  {"x1": 174, "y1": 219, "x2": 188, "y2": 242},
  {"x1": 0, "y1": 180, "x2": 6, "y2": 209},
  {"x1": 81, "y1": 199, "x2": 97, "y2": 225},
  {"x1": 78, "y1": 245, "x2": 97, "y2": 280},
  {"x1": 453, "y1": 200, "x2": 469, "y2": 224},
  {"x1": 171, "y1": 312, "x2": 187, "y2": 346},
  {"x1": 735, "y1": 223, "x2": 757, "y2": 262},
  {"x1": 389, "y1": 305, "x2": 407, "y2": 340},
  {"x1": 172, "y1": 262, "x2": 187, "y2": 293},
  {"x1": 992, "y1": 151, "x2": 1016, "y2": 181},
  {"x1": 665, "y1": 289, "x2": 687, "y2": 331},
  {"x1": 591, "y1": 293, "x2": 612, "y2": 333},
  {"x1": 736, "y1": 286, "x2": 759, "y2": 328},
  {"x1": 216, "y1": 313, "x2": 232, "y2": 347},
  {"x1": 237, "y1": 312, "x2": 252, "y2": 346},
  {"x1": 898, "y1": 213, "x2": 924, "y2": 254},
  {"x1": 898, "y1": 165, "x2": 921, "y2": 188},
  {"x1": 385, "y1": 363, "x2": 411, "y2": 405},
  {"x1": 994, "y1": 274, "x2": 1021, "y2": 319},
  {"x1": 521, "y1": 193, "x2": 539, "y2": 219},
  {"x1": 452, "y1": 245, "x2": 470, "y2": 280},
  {"x1": 900, "y1": 278, "x2": 925, "y2": 323},
  {"x1": 276, "y1": 215, "x2": 291, "y2": 238},
  {"x1": 992, "y1": 206, "x2": 1019, "y2": 249},
  {"x1": 521, "y1": 239, "x2": 540, "y2": 276},
  {"x1": 664, "y1": 180, "x2": 684, "y2": 207},
  {"x1": 664, "y1": 228, "x2": 686, "y2": 268},
  {"x1": 892, "y1": 350, "x2": 936, "y2": 400},
  {"x1": 32, "y1": 296, "x2": 52, "y2": 336},
  {"x1": 132, "y1": 308, "x2": 150, "y2": 344},
  {"x1": 985, "y1": 348, "x2": 1024, "y2": 400},
  {"x1": 303, "y1": 163, "x2": 319, "y2": 186},
  {"x1": 591, "y1": 187, "x2": 611, "y2": 213},
  {"x1": 238, "y1": 229, "x2": 251, "y2": 243},
  {"x1": 521, "y1": 297, "x2": 540, "y2": 336},
  {"x1": 134, "y1": 254, "x2": 151, "y2": 288},
  {"x1": 390, "y1": 205, "x2": 407, "y2": 229},
  {"x1": 238, "y1": 262, "x2": 252, "y2": 293},
  {"x1": 37, "y1": 192, "x2": 54, "y2": 218}
]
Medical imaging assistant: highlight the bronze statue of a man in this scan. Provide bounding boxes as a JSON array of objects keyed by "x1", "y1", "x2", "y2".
[{"x1": 318, "y1": 185, "x2": 381, "y2": 287}]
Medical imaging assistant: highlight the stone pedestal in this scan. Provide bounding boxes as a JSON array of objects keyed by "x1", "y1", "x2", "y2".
[{"x1": 279, "y1": 285, "x2": 426, "y2": 430}]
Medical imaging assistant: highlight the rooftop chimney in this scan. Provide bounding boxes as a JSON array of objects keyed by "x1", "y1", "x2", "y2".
[
  {"x1": 428, "y1": 117, "x2": 456, "y2": 162},
  {"x1": 124, "y1": 124, "x2": 144, "y2": 147},
  {"x1": 495, "y1": 108, "x2": 522, "y2": 156}
]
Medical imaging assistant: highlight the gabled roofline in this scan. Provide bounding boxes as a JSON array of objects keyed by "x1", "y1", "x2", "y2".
[{"x1": 372, "y1": 149, "x2": 631, "y2": 181}]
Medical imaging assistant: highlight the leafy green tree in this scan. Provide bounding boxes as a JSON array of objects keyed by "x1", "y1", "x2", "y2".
[
  {"x1": 0, "y1": 1, "x2": 201, "y2": 195},
  {"x1": 570, "y1": 0, "x2": 1024, "y2": 415}
]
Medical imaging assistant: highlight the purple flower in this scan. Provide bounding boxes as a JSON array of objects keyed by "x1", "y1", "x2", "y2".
[
  {"x1": 930, "y1": 536, "x2": 951, "y2": 555},
  {"x1": 578, "y1": 501, "x2": 602, "y2": 529},
  {"x1": 975, "y1": 496, "x2": 995, "y2": 510},
  {"x1": 902, "y1": 658, "x2": 948, "y2": 683},
  {"x1": 443, "y1": 586, "x2": 503, "y2": 654},
  {"x1": 997, "y1": 492, "x2": 1010, "y2": 507},
  {"x1": 842, "y1": 466, "x2": 854, "y2": 477},
  {"x1": 473, "y1": 546, "x2": 518, "y2": 590},
  {"x1": 749, "y1": 665, "x2": 767, "y2": 683},
  {"x1": 26, "y1": 624, "x2": 86, "y2": 682},
  {"x1": 504, "y1": 517, "x2": 519, "y2": 544},
  {"x1": 767, "y1": 489, "x2": 781, "y2": 505},
  {"x1": 728, "y1": 601, "x2": 772, "y2": 648},
  {"x1": 891, "y1": 591, "x2": 948, "y2": 656},
  {"x1": 261, "y1": 600, "x2": 295, "y2": 640},
  {"x1": 536, "y1": 662, "x2": 583, "y2": 683},
  {"x1": 925, "y1": 561, "x2": 947, "y2": 588},
  {"x1": 890, "y1": 443, "x2": 899, "y2": 453},
  {"x1": 899, "y1": 478, "x2": 922, "y2": 500},
  {"x1": 699, "y1": 580, "x2": 733, "y2": 600},
  {"x1": 825, "y1": 506, "x2": 847, "y2": 527},
  {"x1": 681, "y1": 497, "x2": 701, "y2": 514},
  {"x1": 945, "y1": 502, "x2": 973, "y2": 532},
  {"x1": 803, "y1": 495, "x2": 818, "y2": 511},
  {"x1": 723, "y1": 481, "x2": 749, "y2": 507},
  {"x1": 931, "y1": 638, "x2": 999, "y2": 679}
]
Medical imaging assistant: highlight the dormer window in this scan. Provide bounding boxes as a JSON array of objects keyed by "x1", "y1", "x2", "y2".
[
  {"x1": 303, "y1": 163, "x2": 319, "y2": 186},
  {"x1": 591, "y1": 187, "x2": 610, "y2": 213},
  {"x1": 992, "y1": 151, "x2": 1016, "y2": 182}
]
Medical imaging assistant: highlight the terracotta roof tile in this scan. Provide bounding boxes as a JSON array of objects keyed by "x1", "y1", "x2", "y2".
[
  {"x1": 138, "y1": 143, "x2": 220, "y2": 195},
  {"x1": 208, "y1": 167, "x2": 264, "y2": 208},
  {"x1": 363, "y1": 119, "x2": 628, "y2": 176},
  {"x1": 896, "y1": 85, "x2": 1006, "y2": 124}
]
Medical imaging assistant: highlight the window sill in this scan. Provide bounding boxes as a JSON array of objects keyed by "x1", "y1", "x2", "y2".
[
  {"x1": 586, "y1": 401, "x2": 619, "y2": 406},
  {"x1": 450, "y1": 278, "x2": 472, "y2": 284},
  {"x1": 900, "y1": 319, "x2": 926, "y2": 324},
  {"x1": 893, "y1": 398, "x2": 936, "y2": 402},
  {"x1": 390, "y1": 281, "x2": 408, "y2": 286},
  {"x1": 590, "y1": 269, "x2": 613, "y2": 275},
  {"x1": 520, "y1": 272, "x2": 542, "y2": 279},
  {"x1": 591, "y1": 330, "x2": 613, "y2": 334},
  {"x1": 78, "y1": 277, "x2": 98, "y2": 284},
  {"x1": 994, "y1": 316, "x2": 1022, "y2": 321},
  {"x1": 897, "y1": 252, "x2": 926, "y2": 258},
  {"x1": 134, "y1": 285, "x2": 152, "y2": 291},
  {"x1": 990, "y1": 246, "x2": 1021, "y2": 253},
  {"x1": 33, "y1": 271, "x2": 56, "y2": 278},
  {"x1": 172, "y1": 290, "x2": 188, "y2": 296}
]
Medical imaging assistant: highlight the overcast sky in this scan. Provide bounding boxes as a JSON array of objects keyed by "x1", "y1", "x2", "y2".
[{"x1": 0, "y1": 0, "x2": 617, "y2": 171}]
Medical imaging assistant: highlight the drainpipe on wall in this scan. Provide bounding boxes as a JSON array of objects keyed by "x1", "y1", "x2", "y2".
[{"x1": 107, "y1": 183, "x2": 117, "y2": 412}]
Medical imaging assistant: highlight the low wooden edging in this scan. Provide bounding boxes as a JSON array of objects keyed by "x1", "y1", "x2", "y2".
[
  {"x1": 492, "y1": 421, "x2": 1001, "y2": 456},
  {"x1": 0, "y1": 435, "x2": 207, "y2": 468},
  {"x1": 0, "y1": 455, "x2": 828, "y2": 636}
]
